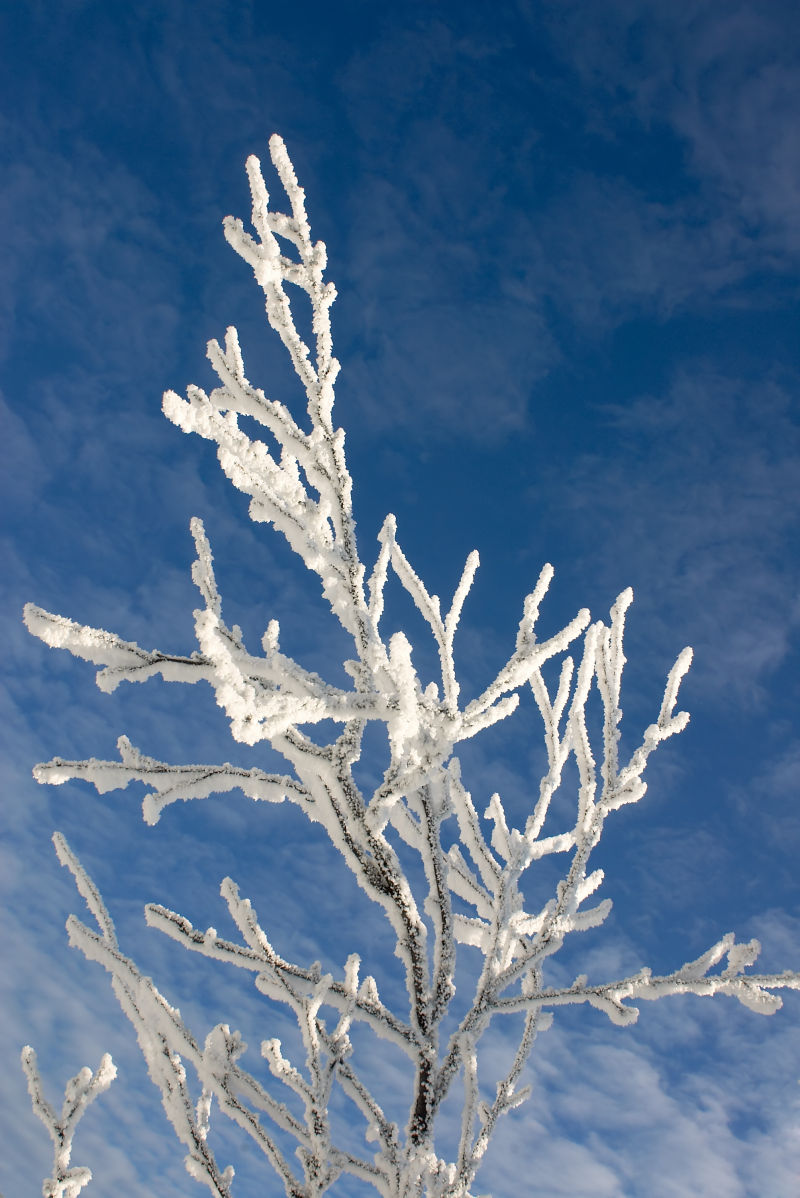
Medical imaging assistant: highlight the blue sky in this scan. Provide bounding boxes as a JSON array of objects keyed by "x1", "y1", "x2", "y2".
[{"x1": 2, "y1": 1, "x2": 800, "y2": 1193}]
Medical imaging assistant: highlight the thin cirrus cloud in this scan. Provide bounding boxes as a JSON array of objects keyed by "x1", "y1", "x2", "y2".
[
  {"x1": 535, "y1": 0, "x2": 800, "y2": 255},
  {"x1": 541, "y1": 367, "x2": 800, "y2": 701}
]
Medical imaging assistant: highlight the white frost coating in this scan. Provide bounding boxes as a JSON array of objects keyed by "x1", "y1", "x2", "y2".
[
  {"x1": 37, "y1": 736, "x2": 312, "y2": 825},
  {"x1": 22, "y1": 1045, "x2": 116, "y2": 1198},
  {"x1": 25, "y1": 137, "x2": 800, "y2": 1198}
]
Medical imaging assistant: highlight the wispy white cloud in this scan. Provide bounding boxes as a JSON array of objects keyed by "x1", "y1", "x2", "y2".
[
  {"x1": 536, "y1": 0, "x2": 800, "y2": 255},
  {"x1": 535, "y1": 366, "x2": 800, "y2": 702}
]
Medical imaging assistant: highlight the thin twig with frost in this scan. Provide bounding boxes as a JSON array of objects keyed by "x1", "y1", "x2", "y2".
[{"x1": 21, "y1": 1044, "x2": 116, "y2": 1198}]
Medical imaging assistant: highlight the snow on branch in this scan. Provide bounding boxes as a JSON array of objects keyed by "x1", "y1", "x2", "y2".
[
  {"x1": 494, "y1": 931, "x2": 800, "y2": 1024},
  {"x1": 36, "y1": 735, "x2": 312, "y2": 825},
  {"x1": 21, "y1": 1045, "x2": 116, "y2": 1198},
  {"x1": 23, "y1": 603, "x2": 215, "y2": 693},
  {"x1": 144, "y1": 882, "x2": 423, "y2": 1057}
]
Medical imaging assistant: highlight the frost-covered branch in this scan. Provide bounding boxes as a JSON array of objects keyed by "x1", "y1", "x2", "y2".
[
  {"x1": 53, "y1": 834, "x2": 239, "y2": 1197},
  {"x1": 145, "y1": 882, "x2": 422, "y2": 1055},
  {"x1": 21, "y1": 1044, "x2": 116, "y2": 1198},
  {"x1": 36, "y1": 735, "x2": 312, "y2": 826},
  {"x1": 54, "y1": 834, "x2": 390, "y2": 1196},
  {"x1": 23, "y1": 603, "x2": 216, "y2": 693},
  {"x1": 494, "y1": 934, "x2": 800, "y2": 1023}
]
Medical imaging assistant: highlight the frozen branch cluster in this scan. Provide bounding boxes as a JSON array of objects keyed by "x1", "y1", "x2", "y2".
[{"x1": 24, "y1": 137, "x2": 800, "y2": 1197}]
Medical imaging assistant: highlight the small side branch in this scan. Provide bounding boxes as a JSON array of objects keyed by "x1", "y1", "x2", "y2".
[
  {"x1": 23, "y1": 604, "x2": 214, "y2": 694},
  {"x1": 21, "y1": 1046, "x2": 116, "y2": 1198},
  {"x1": 450, "y1": 1005, "x2": 546, "y2": 1198},
  {"x1": 37, "y1": 737, "x2": 312, "y2": 826},
  {"x1": 496, "y1": 933, "x2": 800, "y2": 1024},
  {"x1": 145, "y1": 888, "x2": 422, "y2": 1056}
]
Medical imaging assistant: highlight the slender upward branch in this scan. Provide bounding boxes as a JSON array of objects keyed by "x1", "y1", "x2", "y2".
[{"x1": 22, "y1": 1045, "x2": 116, "y2": 1198}]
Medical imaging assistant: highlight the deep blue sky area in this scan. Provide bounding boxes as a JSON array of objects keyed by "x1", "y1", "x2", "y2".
[{"x1": 2, "y1": 2, "x2": 800, "y2": 1195}]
